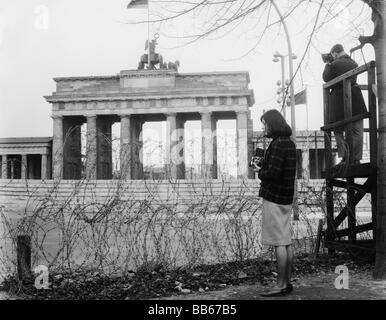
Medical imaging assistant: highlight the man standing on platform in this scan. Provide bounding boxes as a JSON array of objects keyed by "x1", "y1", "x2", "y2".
[{"x1": 322, "y1": 44, "x2": 367, "y2": 165}]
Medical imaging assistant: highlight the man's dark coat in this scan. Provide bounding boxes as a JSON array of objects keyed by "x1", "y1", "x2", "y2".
[{"x1": 323, "y1": 54, "x2": 367, "y2": 124}]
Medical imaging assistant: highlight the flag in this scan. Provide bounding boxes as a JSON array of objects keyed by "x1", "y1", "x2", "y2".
[
  {"x1": 294, "y1": 89, "x2": 307, "y2": 105},
  {"x1": 127, "y1": 0, "x2": 148, "y2": 9}
]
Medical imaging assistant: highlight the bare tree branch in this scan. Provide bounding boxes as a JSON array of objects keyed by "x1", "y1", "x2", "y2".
[{"x1": 355, "y1": 0, "x2": 384, "y2": 48}]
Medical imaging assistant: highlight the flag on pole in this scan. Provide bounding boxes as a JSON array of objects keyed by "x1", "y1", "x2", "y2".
[
  {"x1": 127, "y1": 0, "x2": 150, "y2": 67},
  {"x1": 294, "y1": 88, "x2": 307, "y2": 105},
  {"x1": 127, "y1": 0, "x2": 148, "y2": 9}
]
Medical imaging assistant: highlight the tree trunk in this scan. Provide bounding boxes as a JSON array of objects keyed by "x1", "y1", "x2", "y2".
[{"x1": 372, "y1": 0, "x2": 386, "y2": 279}]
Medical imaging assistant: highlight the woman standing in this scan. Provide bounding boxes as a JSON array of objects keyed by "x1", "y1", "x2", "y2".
[{"x1": 255, "y1": 109, "x2": 297, "y2": 297}]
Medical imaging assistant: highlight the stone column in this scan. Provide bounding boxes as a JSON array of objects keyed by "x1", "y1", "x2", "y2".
[
  {"x1": 176, "y1": 117, "x2": 186, "y2": 179},
  {"x1": 21, "y1": 155, "x2": 27, "y2": 179},
  {"x1": 165, "y1": 113, "x2": 178, "y2": 179},
  {"x1": 130, "y1": 118, "x2": 144, "y2": 179},
  {"x1": 52, "y1": 116, "x2": 63, "y2": 180},
  {"x1": 211, "y1": 116, "x2": 218, "y2": 179},
  {"x1": 301, "y1": 149, "x2": 310, "y2": 181},
  {"x1": 41, "y1": 154, "x2": 48, "y2": 180},
  {"x1": 236, "y1": 111, "x2": 249, "y2": 179},
  {"x1": 201, "y1": 111, "x2": 215, "y2": 179},
  {"x1": 1, "y1": 155, "x2": 7, "y2": 179},
  {"x1": 138, "y1": 120, "x2": 144, "y2": 179},
  {"x1": 86, "y1": 115, "x2": 97, "y2": 180},
  {"x1": 120, "y1": 115, "x2": 132, "y2": 179}
]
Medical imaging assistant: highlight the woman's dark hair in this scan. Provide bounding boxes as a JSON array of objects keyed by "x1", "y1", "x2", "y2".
[{"x1": 260, "y1": 109, "x2": 292, "y2": 138}]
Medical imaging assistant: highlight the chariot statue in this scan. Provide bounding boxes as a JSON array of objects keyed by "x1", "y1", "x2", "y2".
[{"x1": 137, "y1": 34, "x2": 180, "y2": 72}]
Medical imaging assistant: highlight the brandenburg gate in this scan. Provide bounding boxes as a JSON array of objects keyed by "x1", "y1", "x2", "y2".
[{"x1": 44, "y1": 52, "x2": 255, "y2": 181}]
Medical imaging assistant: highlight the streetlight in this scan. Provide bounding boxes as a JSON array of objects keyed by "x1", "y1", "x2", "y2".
[
  {"x1": 271, "y1": 0, "x2": 299, "y2": 220},
  {"x1": 272, "y1": 52, "x2": 297, "y2": 120},
  {"x1": 271, "y1": 0, "x2": 297, "y2": 144}
]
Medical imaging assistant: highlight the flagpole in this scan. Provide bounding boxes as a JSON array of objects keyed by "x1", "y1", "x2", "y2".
[
  {"x1": 305, "y1": 85, "x2": 309, "y2": 137},
  {"x1": 305, "y1": 85, "x2": 310, "y2": 181}
]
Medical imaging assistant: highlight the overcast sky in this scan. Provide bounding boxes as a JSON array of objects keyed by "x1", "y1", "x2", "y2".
[{"x1": 0, "y1": 0, "x2": 375, "y2": 141}]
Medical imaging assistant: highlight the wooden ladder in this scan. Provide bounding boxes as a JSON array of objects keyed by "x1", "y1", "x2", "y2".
[{"x1": 321, "y1": 61, "x2": 377, "y2": 256}]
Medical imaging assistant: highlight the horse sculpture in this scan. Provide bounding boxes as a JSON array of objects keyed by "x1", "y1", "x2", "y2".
[{"x1": 136, "y1": 35, "x2": 180, "y2": 72}]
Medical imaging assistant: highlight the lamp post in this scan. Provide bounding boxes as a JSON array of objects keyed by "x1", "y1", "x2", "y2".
[
  {"x1": 273, "y1": 52, "x2": 297, "y2": 120},
  {"x1": 271, "y1": 0, "x2": 299, "y2": 220},
  {"x1": 271, "y1": 0, "x2": 297, "y2": 143},
  {"x1": 273, "y1": 53, "x2": 286, "y2": 118}
]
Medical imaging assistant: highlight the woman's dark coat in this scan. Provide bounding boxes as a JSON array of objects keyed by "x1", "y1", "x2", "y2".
[{"x1": 323, "y1": 54, "x2": 367, "y2": 124}]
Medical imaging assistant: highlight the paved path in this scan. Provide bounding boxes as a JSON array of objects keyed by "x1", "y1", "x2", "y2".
[
  {"x1": 1, "y1": 269, "x2": 385, "y2": 300},
  {"x1": 156, "y1": 270, "x2": 386, "y2": 300}
]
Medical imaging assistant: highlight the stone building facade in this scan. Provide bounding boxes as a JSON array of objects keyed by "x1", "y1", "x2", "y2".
[
  {"x1": 0, "y1": 137, "x2": 52, "y2": 180},
  {"x1": 2, "y1": 67, "x2": 369, "y2": 181},
  {"x1": 44, "y1": 69, "x2": 255, "y2": 180}
]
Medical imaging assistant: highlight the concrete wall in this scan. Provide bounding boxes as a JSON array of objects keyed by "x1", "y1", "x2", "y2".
[{"x1": 0, "y1": 179, "x2": 372, "y2": 273}]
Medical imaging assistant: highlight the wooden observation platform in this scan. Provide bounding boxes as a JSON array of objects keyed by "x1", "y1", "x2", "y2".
[{"x1": 321, "y1": 61, "x2": 377, "y2": 257}]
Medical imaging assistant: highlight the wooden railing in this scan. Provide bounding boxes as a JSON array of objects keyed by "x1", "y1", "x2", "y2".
[
  {"x1": 321, "y1": 60, "x2": 377, "y2": 172},
  {"x1": 321, "y1": 60, "x2": 377, "y2": 247}
]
